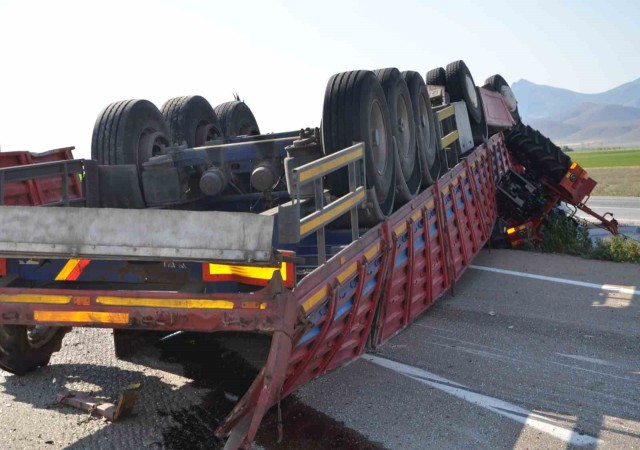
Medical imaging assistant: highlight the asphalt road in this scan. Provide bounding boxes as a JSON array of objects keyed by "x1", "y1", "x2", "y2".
[
  {"x1": 576, "y1": 196, "x2": 640, "y2": 225},
  {"x1": 1, "y1": 249, "x2": 639, "y2": 449}
]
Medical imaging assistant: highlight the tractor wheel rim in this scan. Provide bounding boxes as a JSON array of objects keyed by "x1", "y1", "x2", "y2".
[
  {"x1": 500, "y1": 85, "x2": 518, "y2": 112},
  {"x1": 370, "y1": 99, "x2": 388, "y2": 176},
  {"x1": 27, "y1": 325, "x2": 58, "y2": 349},
  {"x1": 465, "y1": 74, "x2": 479, "y2": 109}
]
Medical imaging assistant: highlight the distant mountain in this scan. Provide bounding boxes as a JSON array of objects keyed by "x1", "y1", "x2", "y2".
[{"x1": 512, "y1": 78, "x2": 640, "y2": 147}]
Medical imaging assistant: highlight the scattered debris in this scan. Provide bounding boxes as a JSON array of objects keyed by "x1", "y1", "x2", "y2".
[
  {"x1": 488, "y1": 311, "x2": 496, "y2": 316},
  {"x1": 55, "y1": 383, "x2": 141, "y2": 422}
]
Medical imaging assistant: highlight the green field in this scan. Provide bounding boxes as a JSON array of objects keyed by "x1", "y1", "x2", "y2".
[{"x1": 569, "y1": 149, "x2": 640, "y2": 168}]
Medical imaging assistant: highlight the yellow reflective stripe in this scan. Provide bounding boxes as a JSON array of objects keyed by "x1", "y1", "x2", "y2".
[
  {"x1": 300, "y1": 189, "x2": 365, "y2": 236},
  {"x1": 208, "y1": 261, "x2": 287, "y2": 282},
  {"x1": 337, "y1": 262, "x2": 358, "y2": 284},
  {"x1": 436, "y1": 105, "x2": 455, "y2": 122},
  {"x1": 55, "y1": 259, "x2": 81, "y2": 281},
  {"x1": 297, "y1": 147, "x2": 363, "y2": 183},
  {"x1": 96, "y1": 297, "x2": 235, "y2": 309},
  {"x1": 364, "y1": 242, "x2": 381, "y2": 261},
  {"x1": 34, "y1": 311, "x2": 129, "y2": 324},
  {"x1": 302, "y1": 286, "x2": 328, "y2": 313},
  {"x1": 441, "y1": 130, "x2": 460, "y2": 148},
  {"x1": 0, "y1": 294, "x2": 71, "y2": 304},
  {"x1": 302, "y1": 241, "x2": 382, "y2": 313}
]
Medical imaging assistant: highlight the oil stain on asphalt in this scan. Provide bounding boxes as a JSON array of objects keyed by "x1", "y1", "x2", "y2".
[{"x1": 156, "y1": 332, "x2": 385, "y2": 450}]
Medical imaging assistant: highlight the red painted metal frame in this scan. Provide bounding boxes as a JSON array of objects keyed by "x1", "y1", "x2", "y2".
[
  {"x1": 0, "y1": 147, "x2": 82, "y2": 206},
  {"x1": 0, "y1": 134, "x2": 511, "y2": 449}
]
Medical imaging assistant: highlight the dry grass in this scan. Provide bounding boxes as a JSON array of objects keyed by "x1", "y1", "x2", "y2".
[{"x1": 586, "y1": 167, "x2": 640, "y2": 197}]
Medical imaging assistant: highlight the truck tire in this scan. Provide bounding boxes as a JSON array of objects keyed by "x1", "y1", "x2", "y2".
[
  {"x1": 214, "y1": 101, "x2": 260, "y2": 137},
  {"x1": 374, "y1": 68, "x2": 420, "y2": 202},
  {"x1": 484, "y1": 74, "x2": 520, "y2": 122},
  {"x1": 0, "y1": 325, "x2": 68, "y2": 375},
  {"x1": 505, "y1": 122, "x2": 571, "y2": 183},
  {"x1": 470, "y1": 86, "x2": 488, "y2": 147},
  {"x1": 426, "y1": 67, "x2": 446, "y2": 86},
  {"x1": 445, "y1": 60, "x2": 483, "y2": 124},
  {"x1": 402, "y1": 70, "x2": 441, "y2": 185},
  {"x1": 161, "y1": 95, "x2": 222, "y2": 147},
  {"x1": 322, "y1": 70, "x2": 395, "y2": 223},
  {"x1": 91, "y1": 99, "x2": 171, "y2": 168}
]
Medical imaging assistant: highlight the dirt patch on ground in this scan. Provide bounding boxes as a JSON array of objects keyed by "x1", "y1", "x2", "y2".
[{"x1": 587, "y1": 166, "x2": 640, "y2": 196}]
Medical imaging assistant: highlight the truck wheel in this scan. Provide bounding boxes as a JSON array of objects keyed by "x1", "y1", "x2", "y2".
[
  {"x1": 470, "y1": 87, "x2": 488, "y2": 147},
  {"x1": 91, "y1": 99, "x2": 171, "y2": 167},
  {"x1": 322, "y1": 70, "x2": 395, "y2": 223},
  {"x1": 214, "y1": 101, "x2": 260, "y2": 137},
  {"x1": 161, "y1": 96, "x2": 222, "y2": 147},
  {"x1": 426, "y1": 67, "x2": 446, "y2": 86},
  {"x1": 374, "y1": 68, "x2": 420, "y2": 202},
  {"x1": 484, "y1": 74, "x2": 520, "y2": 122},
  {"x1": 0, "y1": 325, "x2": 68, "y2": 375},
  {"x1": 403, "y1": 70, "x2": 441, "y2": 185},
  {"x1": 445, "y1": 60, "x2": 483, "y2": 124}
]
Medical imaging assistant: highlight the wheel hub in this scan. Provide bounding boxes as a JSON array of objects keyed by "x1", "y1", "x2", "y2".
[
  {"x1": 500, "y1": 85, "x2": 518, "y2": 112},
  {"x1": 369, "y1": 99, "x2": 388, "y2": 176},
  {"x1": 138, "y1": 129, "x2": 170, "y2": 167},
  {"x1": 195, "y1": 122, "x2": 221, "y2": 146},
  {"x1": 27, "y1": 325, "x2": 58, "y2": 349}
]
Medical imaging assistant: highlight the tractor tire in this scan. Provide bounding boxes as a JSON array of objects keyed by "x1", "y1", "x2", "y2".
[
  {"x1": 484, "y1": 74, "x2": 520, "y2": 122},
  {"x1": 322, "y1": 70, "x2": 395, "y2": 223},
  {"x1": 161, "y1": 95, "x2": 222, "y2": 147},
  {"x1": 445, "y1": 60, "x2": 483, "y2": 124},
  {"x1": 91, "y1": 99, "x2": 171, "y2": 168},
  {"x1": 0, "y1": 325, "x2": 68, "y2": 375},
  {"x1": 505, "y1": 122, "x2": 571, "y2": 183},
  {"x1": 402, "y1": 70, "x2": 441, "y2": 185},
  {"x1": 214, "y1": 101, "x2": 260, "y2": 137},
  {"x1": 426, "y1": 67, "x2": 446, "y2": 86},
  {"x1": 374, "y1": 68, "x2": 420, "y2": 202}
]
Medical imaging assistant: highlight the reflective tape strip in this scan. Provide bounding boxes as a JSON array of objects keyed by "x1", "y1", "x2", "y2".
[
  {"x1": 300, "y1": 188, "x2": 365, "y2": 236},
  {"x1": 297, "y1": 145, "x2": 363, "y2": 183},
  {"x1": 55, "y1": 259, "x2": 91, "y2": 281},
  {"x1": 302, "y1": 286, "x2": 329, "y2": 313},
  {"x1": 441, "y1": 130, "x2": 460, "y2": 149},
  {"x1": 34, "y1": 311, "x2": 129, "y2": 324},
  {"x1": 436, "y1": 105, "x2": 455, "y2": 122},
  {"x1": 96, "y1": 297, "x2": 235, "y2": 309},
  {"x1": 302, "y1": 241, "x2": 381, "y2": 313},
  {"x1": 0, "y1": 294, "x2": 71, "y2": 304},
  {"x1": 203, "y1": 251, "x2": 295, "y2": 288}
]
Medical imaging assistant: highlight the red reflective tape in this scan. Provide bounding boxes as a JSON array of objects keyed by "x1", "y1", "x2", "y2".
[
  {"x1": 66, "y1": 259, "x2": 91, "y2": 281},
  {"x1": 0, "y1": 258, "x2": 6, "y2": 277}
]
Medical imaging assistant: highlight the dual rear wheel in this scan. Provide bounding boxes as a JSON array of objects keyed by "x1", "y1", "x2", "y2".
[{"x1": 322, "y1": 68, "x2": 441, "y2": 224}]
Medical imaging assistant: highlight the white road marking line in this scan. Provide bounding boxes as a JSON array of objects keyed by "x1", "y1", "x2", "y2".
[
  {"x1": 556, "y1": 353, "x2": 617, "y2": 367},
  {"x1": 470, "y1": 265, "x2": 640, "y2": 297},
  {"x1": 363, "y1": 354, "x2": 601, "y2": 446}
]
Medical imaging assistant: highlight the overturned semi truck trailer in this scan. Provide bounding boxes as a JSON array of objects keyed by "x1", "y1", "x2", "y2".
[{"x1": 0, "y1": 60, "x2": 616, "y2": 449}]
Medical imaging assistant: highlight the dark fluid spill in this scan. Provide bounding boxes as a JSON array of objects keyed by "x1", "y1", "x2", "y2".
[{"x1": 157, "y1": 332, "x2": 385, "y2": 450}]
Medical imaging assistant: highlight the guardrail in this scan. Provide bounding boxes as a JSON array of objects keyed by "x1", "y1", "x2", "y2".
[{"x1": 283, "y1": 143, "x2": 366, "y2": 264}]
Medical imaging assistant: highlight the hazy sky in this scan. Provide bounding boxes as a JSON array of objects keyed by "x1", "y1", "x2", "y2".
[{"x1": 1, "y1": 0, "x2": 638, "y2": 157}]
